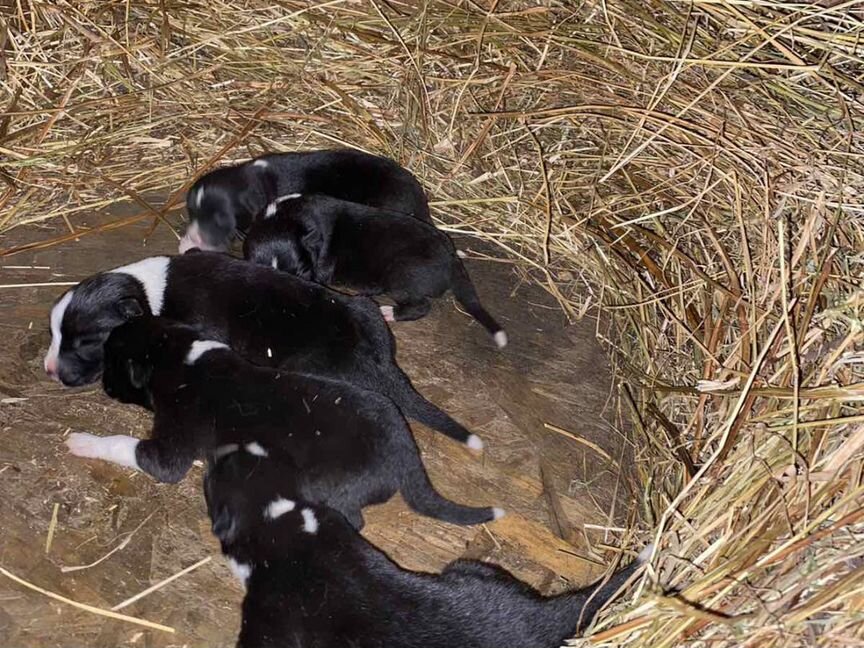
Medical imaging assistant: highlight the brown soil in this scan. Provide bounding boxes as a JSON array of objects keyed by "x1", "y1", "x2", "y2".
[{"x1": 0, "y1": 206, "x2": 635, "y2": 647}]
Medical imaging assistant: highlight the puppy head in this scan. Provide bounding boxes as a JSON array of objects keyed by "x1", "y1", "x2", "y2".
[
  {"x1": 243, "y1": 217, "x2": 316, "y2": 281},
  {"x1": 182, "y1": 161, "x2": 277, "y2": 253},
  {"x1": 44, "y1": 274, "x2": 151, "y2": 387},
  {"x1": 102, "y1": 317, "x2": 200, "y2": 407},
  {"x1": 204, "y1": 444, "x2": 319, "y2": 548}
]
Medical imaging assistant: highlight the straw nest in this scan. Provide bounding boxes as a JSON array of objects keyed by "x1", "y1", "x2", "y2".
[{"x1": 2, "y1": 1, "x2": 863, "y2": 646}]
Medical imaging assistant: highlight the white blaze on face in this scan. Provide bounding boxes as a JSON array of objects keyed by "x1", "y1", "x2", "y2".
[
  {"x1": 45, "y1": 290, "x2": 74, "y2": 376},
  {"x1": 109, "y1": 257, "x2": 170, "y2": 315}
]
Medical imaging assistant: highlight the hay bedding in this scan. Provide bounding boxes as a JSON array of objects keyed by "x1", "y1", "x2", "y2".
[{"x1": 1, "y1": 0, "x2": 863, "y2": 646}]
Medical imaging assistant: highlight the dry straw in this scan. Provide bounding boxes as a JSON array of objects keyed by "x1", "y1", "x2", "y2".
[{"x1": 1, "y1": 0, "x2": 863, "y2": 646}]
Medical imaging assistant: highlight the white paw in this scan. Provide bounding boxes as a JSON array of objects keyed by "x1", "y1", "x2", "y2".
[
  {"x1": 66, "y1": 433, "x2": 141, "y2": 469},
  {"x1": 380, "y1": 305, "x2": 395, "y2": 322},
  {"x1": 66, "y1": 432, "x2": 103, "y2": 459},
  {"x1": 466, "y1": 434, "x2": 484, "y2": 451}
]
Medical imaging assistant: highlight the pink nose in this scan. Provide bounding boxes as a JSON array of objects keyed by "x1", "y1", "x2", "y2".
[{"x1": 45, "y1": 356, "x2": 59, "y2": 381}]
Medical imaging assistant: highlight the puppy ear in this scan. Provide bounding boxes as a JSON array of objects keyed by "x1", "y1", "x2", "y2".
[
  {"x1": 126, "y1": 358, "x2": 152, "y2": 389},
  {"x1": 300, "y1": 225, "x2": 324, "y2": 266},
  {"x1": 116, "y1": 297, "x2": 144, "y2": 319},
  {"x1": 211, "y1": 505, "x2": 237, "y2": 543}
]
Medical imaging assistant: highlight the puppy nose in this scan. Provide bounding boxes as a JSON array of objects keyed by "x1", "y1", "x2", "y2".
[{"x1": 44, "y1": 357, "x2": 59, "y2": 381}]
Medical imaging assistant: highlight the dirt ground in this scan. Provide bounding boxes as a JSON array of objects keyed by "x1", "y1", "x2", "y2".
[{"x1": 0, "y1": 205, "x2": 636, "y2": 647}]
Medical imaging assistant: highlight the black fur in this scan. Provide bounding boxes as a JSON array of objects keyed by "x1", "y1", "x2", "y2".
[
  {"x1": 184, "y1": 149, "x2": 431, "y2": 251},
  {"x1": 243, "y1": 194, "x2": 506, "y2": 343},
  {"x1": 205, "y1": 450, "x2": 646, "y2": 648},
  {"x1": 99, "y1": 317, "x2": 497, "y2": 528},
  {"x1": 45, "y1": 253, "x2": 479, "y2": 446}
]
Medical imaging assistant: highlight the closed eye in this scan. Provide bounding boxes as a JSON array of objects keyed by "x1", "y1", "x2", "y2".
[{"x1": 74, "y1": 336, "x2": 103, "y2": 349}]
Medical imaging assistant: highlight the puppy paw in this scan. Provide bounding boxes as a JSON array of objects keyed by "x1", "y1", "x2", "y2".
[
  {"x1": 380, "y1": 305, "x2": 395, "y2": 322},
  {"x1": 66, "y1": 432, "x2": 103, "y2": 459},
  {"x1": 466, "y1": 434, "x2": 484, "y2": 451},
  {"x1": 66, "y1": 433, "x2": 141, "y2": 469}
]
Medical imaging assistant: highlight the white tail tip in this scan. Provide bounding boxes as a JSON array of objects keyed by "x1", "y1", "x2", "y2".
[
  {"x1": 492, "y1": 507, "x2": 506, "y2": 520},
  {"x1": 637, "y1": 543, "x2": 655, "y2": 564},
  {"x1": 466, "y1": 434, "x2": 484, "y2": 451},
  {"x1": 456, "y1": 249, "x2": 467, "y2": 259},
  {"x1": 493, "y1": 331, "x2": 508, "y2": 349}
]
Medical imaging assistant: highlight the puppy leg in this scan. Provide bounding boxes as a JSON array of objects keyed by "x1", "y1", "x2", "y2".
[
  {"x1": 135, "y1": 437, "x2": 198, "y2": 484},
  {"x1": 392, "y1": 298, "x2": 431, "y2": 322},
  {"x1": 66, "y1": 432, "x2": 196, "y2": 483},
  {"x1": 67, "y1": 433, "x2": 140, "y2": 470}
]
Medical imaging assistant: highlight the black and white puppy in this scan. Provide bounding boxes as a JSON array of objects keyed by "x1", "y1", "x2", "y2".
[
  {"x1": 44, "y1": 252, "x2": 483, "y2": 448},
  {"x1": 205, "y1": 448, "x2": 650, "y2": 648},
  {"x1": 244, "y1": 195, "x2": 507, "y2": 348},
  {"x1": 180, "y1": 149, "x2": 430, "y2": 253},
  {"x1": 67, "y1": 317, "x2": 500, "y2": 529}
]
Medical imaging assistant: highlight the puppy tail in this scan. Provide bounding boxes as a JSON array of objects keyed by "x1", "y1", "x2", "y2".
[
  {"x1": 450, "y1": 260, "x2": 507, "y2": 348},
  {"x1": 376, "y1": 366, "x2": 477, "y2": 446},
  {"x1": 552, "y1": 545, "x2": 650, "y2": 637},
  {"x1": 400, "y1": 457, "x2": 502, "y2": 526}
]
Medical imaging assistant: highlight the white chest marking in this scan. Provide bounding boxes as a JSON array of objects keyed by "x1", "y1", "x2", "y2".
[
  {"x1": 109, "y1": 257, "x2": 170, "y2": 315},
  {"x1": 185, "y1": 340, "x2": 229, "y2": 365},
  {"x1": 301, "y1": 508, "x2": 318, "y2": 534},
  {"x1": 265, "y1": 497, "x2": 296, "y2": 519},
  {"x1": 227, "y1": 557, "x2": 252, "y2": 586},
  {"x1": 45, "y1": 290, "x2": 74, "y2": 371}
]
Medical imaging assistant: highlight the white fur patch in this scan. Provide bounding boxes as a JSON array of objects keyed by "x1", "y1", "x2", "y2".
[
  {"x1": 492, "y1": 507, "x2": 506, "y2": 520},
  {"x1": 179, "y1": 220, "x2": 202, "y2": 254},
  {"x1": 214, "y1": 443, "x2": 240, "y2": 460},
  {"x1": 638, "y1": 543, "x2": 655, "y2": 564},
  {"x1": 245, "y1": 442, "x2": 268, "y2": 457},
  {"x1": 252, "y1": 159, "x2": 269, "y2": 168},
  {"x1": 194, "y1": 186, "x2": 204, "y2": 209},
  {"x1": 66, "y1": 433, "x2": 140, "y2": 470},
  {"x1": 456, "y1": 250, "x2": 467, "y2": 259},
  {"x1": 185, "y1": 340, "x2": 229, "y2": 365},
  {"x1": 380, "y1": 305, "x2": 395, "y2": 322},
  {"x1": 265, "y1": 497, "x2": 296, "y2": 519},
  {"x1": 271, "y1": 256, "x2": 278, "y2": 269},
  {"x1": 109, "y1": 257, "x2": 170, "y2": 315},
  {"x1": 227, "y1": 557, "x2": 252, "y2": 586},
  {"x1": 44, "y1": 290, "x2": 74, "y2": 376},
  {"x1": 301, "y1": 508, "x2": 318, "y2": 534},
  {"x1": 494, "y1": 331, "x2": 508, "y2": 349},
  {"x1": 466, "y1": 434, "x2": 483, "y2": 451},
  {"x1": 263, "y1": 193, "x2": 302, "y2": 218}
]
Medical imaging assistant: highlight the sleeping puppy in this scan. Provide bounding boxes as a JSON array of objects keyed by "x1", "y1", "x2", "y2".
[
  {"x1": 66, "y1": 317, "x2": 500, "y2": 529},
  {"x1": 180, "y1": 149, "x2": 430, "y2": 253},
  {"x1": 205, "y1": 448, "x2": 650, "y2": 648},
  {"x1": 244, "y1": 195, "x2": 508, "y2": 348},
  {"x1": 43, "y1": 252, "x2": 483, "y2": 448}
]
